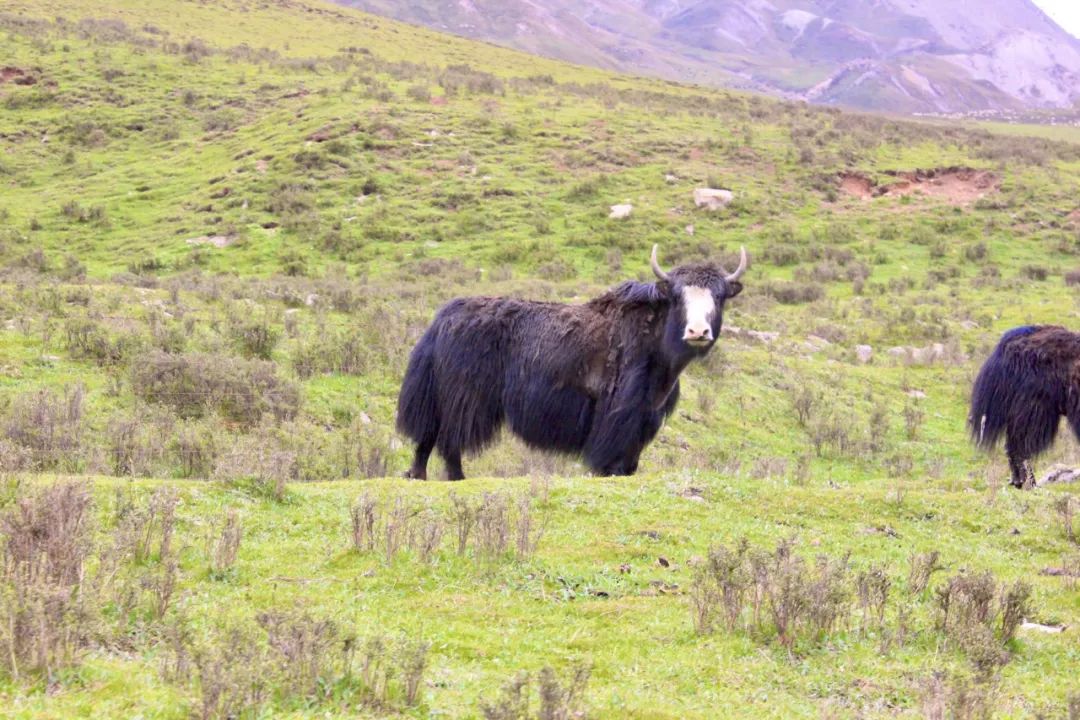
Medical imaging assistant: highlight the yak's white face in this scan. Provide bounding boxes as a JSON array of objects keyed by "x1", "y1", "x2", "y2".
[{"x1": 681, "y1": 285, "x2": 716, "y2": 347}]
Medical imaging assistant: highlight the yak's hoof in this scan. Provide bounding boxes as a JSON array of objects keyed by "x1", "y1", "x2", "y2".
[{"x1": 403, "y1": 469, "x2": 426, "y2": 481}]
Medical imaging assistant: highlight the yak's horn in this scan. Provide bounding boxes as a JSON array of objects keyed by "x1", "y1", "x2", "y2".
[
  {"x1": 650, "y1": 244, "x2": 670, "y2": 281},
  {"x1": 725, "y1": 246, "x2": 748, "y2": 283}
]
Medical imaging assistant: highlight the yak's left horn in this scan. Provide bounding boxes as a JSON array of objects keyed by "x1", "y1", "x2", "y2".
[
  {"x1": 724, "y1": 246, "x2": 748, "y2": 283},
  {"x1": 650, "y1": 244, "x2": 670, "y2": 281}
]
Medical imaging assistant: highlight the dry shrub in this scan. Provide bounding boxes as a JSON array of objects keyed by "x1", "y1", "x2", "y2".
[
  {"x1": 349, "y1": 491, "x2": 543, "y2": 563},
  {"x1": 112, "y1": 485, "x2": 179, "y2": 565},
  {"x1": 383, "y1": 495, "x2": 412, "y2": 562},
  {"x1": 450, "y1": 491, "x2": 479, "y2": 555},
  {"x1": 935, "y1": 572, "x2": 1031, "y2": 677},
  {"x1": 350, "y1": 493, "x2": 379, "y2": 553},
  {"x1": 1056, "y1": 496, "x2": 1076, "y2": 544},
  {"x1": 257, "y1": 611, "x2": 341, "y2": 698},
  {"x1": 172, "y1": 419, "x2": 217, "y2": 478},
  {"x1": 175, "y1": 614, "x2": 430, "y2": 716},
  {"x1": 481, "y1": 665, "x2": 590, "y2": 720},
  {"x1": 228, "y1": 315, "x2": 280, "y2": 360},
  {"x1": 908, "y1": 551, "x2": 942, "y2": 594},
  {"x1": 211, "y1": 429, "x2": 295, "y2": 501},
  {"x1": 64, "y1": 317, "x2": 140, "y2": 365},
  {"x1": 762, "y1": 280, "x2": 824, "y2": 305},
  {"x1": 0, "y1": 481, "x2": 96, "y2": 679},
  {"x1": 921, "y1": 671, "x2": 998, "y2": 720},
  {"x1": 3, "y1": 385, "x2": 85, "y2": 471},
  {"x1": 339, "y1": 422, "x2": 389, "y2": 479},
  {"x1": 208, "y1": 510, "x2": 242, "y2": 579},
  {"x1": 107, "y1": 408, "x2": 170, "y2": 477},
  {"x1": 857, "y1": 565, "x2": 891, "y2": 634},
  {"x1": 476, "y1": 492, "x2": 511, "y2": 559},
  {"x1": 131, "y1": 350, "x2": 300, "y2": 426},
  {"x1": 193, "y1": 626, "x2": 272, "y2": 720},
  {"x1": 414, "y1": 509, "x2": 445, "y2": 564},
  {"x1": 514, "y1": 495, "x2": 544, "y2": 558},
  {"x1": 291, "y1": 329, "x2": 369, "y2": 379},
  {"x1": 692, "y1": 538, "x2": 853, "y2": 648},
  {"x1": 692, "y1": 539, "x2": 749, "y2": 634}
]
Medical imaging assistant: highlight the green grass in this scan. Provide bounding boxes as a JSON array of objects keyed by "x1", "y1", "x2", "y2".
[
  {"x1": 975, "y1": 121, "x2": 1080, "y2": 145},
  {"x1": 3, "y1": 475, "x2": 1080, "y2": 719},
  {"x1": 1, "y1": 0, "x2": 1080, "y2": 717}
]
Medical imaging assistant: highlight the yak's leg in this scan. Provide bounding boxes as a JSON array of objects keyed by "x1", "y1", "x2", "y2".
[
  {"x1": 584, "y1": 364, "x2": 659, "y2": 478},
  {"x1": 595, "y1": 451, "x2": 641, "y2": 477},
  {"x1": 404, "y1": 437, "x2": 435, "y2": 480},
  {"x1": 443, "y1": 450, "x2": 465, "y2": 482},
  {"x1": 1005, "y1": 435, "x2": 1036, "y2": 489}
]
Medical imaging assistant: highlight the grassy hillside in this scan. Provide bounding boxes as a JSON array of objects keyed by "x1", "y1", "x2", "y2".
[{"x1": 1, "y1": 1, "x2": 1080, "y2": 717}]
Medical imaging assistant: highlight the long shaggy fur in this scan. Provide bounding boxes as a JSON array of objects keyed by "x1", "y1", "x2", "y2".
[
  {"x1": 397, "y1": 266, "x2": 741, "y2": 480},
  {"x1": 968, "y1": 325, "x2": 1080, "y2": 488}
]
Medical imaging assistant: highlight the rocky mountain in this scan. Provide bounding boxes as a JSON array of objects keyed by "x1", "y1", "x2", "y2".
[{"x1": 332, "y1": 0, "x2": 1080, "y2": 113}]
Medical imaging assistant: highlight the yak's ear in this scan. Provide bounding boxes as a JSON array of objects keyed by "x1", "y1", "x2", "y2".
[
  {"x1": 725, "y1": 281, "x2": 743, "y2": 299},
  {"x1": 654, "y1": 280, "x2": 673, "y2": 300}
]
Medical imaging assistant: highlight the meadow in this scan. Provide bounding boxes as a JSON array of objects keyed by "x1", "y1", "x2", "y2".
[{"x1": 1, "y1": 1, "x2": 1080, "y2": 717}]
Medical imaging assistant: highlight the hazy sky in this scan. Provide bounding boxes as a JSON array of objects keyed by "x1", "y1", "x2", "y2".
[{"x1": 1034, "y1": 0, "x2": 1080, "y2": 38}]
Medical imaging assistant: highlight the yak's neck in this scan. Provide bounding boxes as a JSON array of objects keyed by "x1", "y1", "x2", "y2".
[{"x1": 588, "y1": 281, "x2": 665, "y2": 314}]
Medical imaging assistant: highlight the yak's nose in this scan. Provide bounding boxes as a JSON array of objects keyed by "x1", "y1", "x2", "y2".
[{"x1": 684, "y1": 325, "x2": 713, "y2": 342}]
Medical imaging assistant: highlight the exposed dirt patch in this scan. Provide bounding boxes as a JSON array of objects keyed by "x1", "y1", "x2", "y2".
[
  {"x1": 839, "y1": 172, "x2": 874, "y2": 200},
  {"x1": 186, "y1": 234, "x2": 235, "y2": 248},
  {"x1": 838, "y1": 167, "x2": 999, "y2": 205},
  {"x1": 0, "y1": 66, "x2": 36, "y2": 85}
]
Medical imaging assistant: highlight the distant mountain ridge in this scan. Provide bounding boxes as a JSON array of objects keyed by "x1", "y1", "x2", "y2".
[{"x1": 331, "y1": 0, "x2": 1080, "y2": 113}]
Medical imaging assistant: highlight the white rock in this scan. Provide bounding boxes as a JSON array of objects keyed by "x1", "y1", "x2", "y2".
[
  {"x1": 1021, "y1": 621, "x2": 1066, "y2": 634},
  {"x1": 746, "y1": 330, "x2": 779, "y2": 344},
  {"x1": 693, "y1": 188, "x2": 734, "y2": 211},
  {"x1": 1039, "y1": 465, "x2": 1080, "y2": 486},
  {"x1": 855, "y1": 345, "x2": 873, "y2": 363},
  {"x1": 609, "y1": 204, "x2": 633, "y2": 219},
  {"x1": 685, "y1": 224, "x2": 695, "y2": 236}
]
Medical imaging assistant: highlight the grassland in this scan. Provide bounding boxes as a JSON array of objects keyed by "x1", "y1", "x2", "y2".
[{"x1": 1, "y1": 1, "x2": 1080, "y2": 717}]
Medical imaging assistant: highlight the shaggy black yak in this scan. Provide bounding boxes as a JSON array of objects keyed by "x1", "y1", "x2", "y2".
[
  {"x1": 397, "y1": 245, "x2": 747, "y2": 480},
  {"x1": 969, "y1": 325, "x2": 1080, "y2": 488}
]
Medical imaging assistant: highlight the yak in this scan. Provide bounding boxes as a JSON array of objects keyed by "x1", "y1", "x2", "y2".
[
  {"x1": 396, "y1": 245, "x2": 747, "y2": 480},
  {"x1": 969, "y1": 325, "x2": 1080, "y2": 489}
]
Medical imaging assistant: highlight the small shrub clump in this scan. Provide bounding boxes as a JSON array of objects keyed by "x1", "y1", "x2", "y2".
[{"x1": 131, "y1": 351, "x2": 300, "y2": 426}]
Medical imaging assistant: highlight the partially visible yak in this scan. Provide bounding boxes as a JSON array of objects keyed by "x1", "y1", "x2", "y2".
[
  {"x1": 396, "y1": 245, "x2": 747, "y2": 480},
  {"x1": 969, "y1": 325, "x2": 1080, "y2": 488}
]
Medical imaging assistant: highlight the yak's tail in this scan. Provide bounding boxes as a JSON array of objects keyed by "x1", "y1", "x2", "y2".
[
  {"x1": 396, "y1": 327, "x2": 439, "y2": 445},
  {"x1": 968, "y1": 325, "x2": 1049, "y2": 451}
]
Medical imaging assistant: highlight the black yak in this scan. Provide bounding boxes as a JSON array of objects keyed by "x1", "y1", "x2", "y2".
[
  {"x1": 396, "y1": 245, "x2": 747, "y2": 480},
  {"x1": 969, "y1": 325, "x2": 1080, "y2": 489}
]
